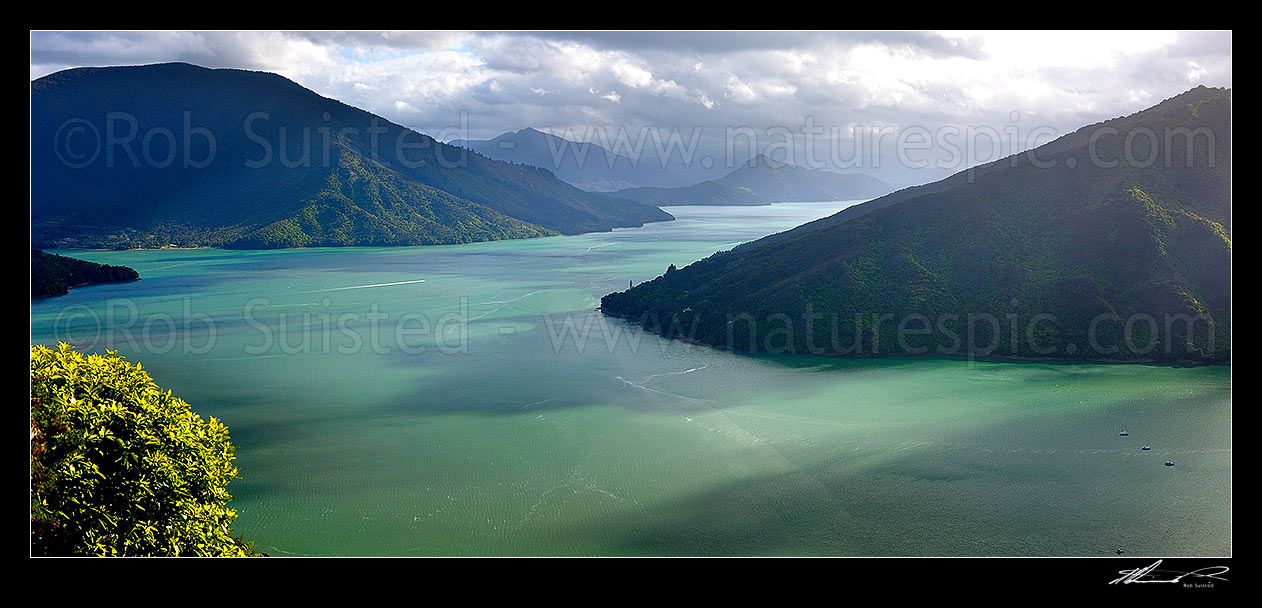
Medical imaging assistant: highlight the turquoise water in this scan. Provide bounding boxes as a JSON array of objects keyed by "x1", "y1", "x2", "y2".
[{"x1": 30, "y1": 202, "x2": 1231, "y2": 556}]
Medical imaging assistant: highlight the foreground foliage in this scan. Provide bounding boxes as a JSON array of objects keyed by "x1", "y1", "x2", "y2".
[{"x1": 30, "y1": 344, "x2": 259, "y2": 556}]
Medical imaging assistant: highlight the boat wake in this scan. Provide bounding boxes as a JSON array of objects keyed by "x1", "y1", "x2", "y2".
[{"x1": 303, "y1": 279, "x2": 426, "y2": 293}]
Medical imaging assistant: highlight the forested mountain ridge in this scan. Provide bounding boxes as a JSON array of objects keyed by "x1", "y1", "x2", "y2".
[
  {"x1": 31, "y1": 63, "x2": 672, "y2": 249},
  {"x1": 738, "y1": 87, "x2": 1230, "y2": 252},
  {"x1": 602, "y1": 86, "x2": 1231, "y2": 363}
]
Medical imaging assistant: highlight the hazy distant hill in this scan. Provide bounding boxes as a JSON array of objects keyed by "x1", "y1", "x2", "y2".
[
  {"x1": 451, "y1": 127, "x2": 692, "y2": 192},
  {"x1": 603, "y1": 86, "x2": 1231, "y2": 363},
  {"x1": 715, "y1": 155, "x2": 892, "y2": 202},
  {"x1": 612, "y1": 156, "x2": 892, "y2": 206},
  {"x1": 611, "y1": 180, "x2": 770, "y2": 207},
  {"x1": 31, "y1": 63, "x2": 672, "y2": 249}
]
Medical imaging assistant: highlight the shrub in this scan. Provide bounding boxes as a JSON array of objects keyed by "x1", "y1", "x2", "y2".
[{"x1": 30, "y1": 343, "x2": 257, "y2": 556}]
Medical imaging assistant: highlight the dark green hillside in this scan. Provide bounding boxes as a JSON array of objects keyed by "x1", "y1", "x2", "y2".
[
  {"x1": 31, "y1": 249, "x2": 139, "y2": 297},
  {"x1": 734, "y1": 158, "x2": 1015, "y2": 252},
  {"x1": 740, "y1": 88, "x2": 1229, "y2": 252},
  {"x1": 602, "y1": 86, "x2": 1231, "y2": 363},
  {"x1": 31, "y1": 63, "x2": 671, "y2": 249},
  {"x1": 225, "y1": 141, "x2": 554, "y2": 248}
]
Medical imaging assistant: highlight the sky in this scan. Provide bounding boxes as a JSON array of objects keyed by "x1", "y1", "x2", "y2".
[{"x1": 29, "y1": 30, "x2": 1232, "y2": 186}]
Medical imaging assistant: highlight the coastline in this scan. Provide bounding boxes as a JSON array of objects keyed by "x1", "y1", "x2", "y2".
[
  {"x1": 30, "y1": 277, "x2": 142, "y2": 299},
  {"x1": 598, "y1": 309, "x2": 1230, "y2": 367}
]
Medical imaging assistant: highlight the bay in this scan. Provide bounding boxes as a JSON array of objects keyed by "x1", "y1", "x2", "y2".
[{"x1": 30, "y1": 201, "x2": 1231, "y2": 556}]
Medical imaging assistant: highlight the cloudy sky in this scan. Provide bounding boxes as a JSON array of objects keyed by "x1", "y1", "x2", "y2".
[{"x1": 29, "y1": 30, "x2": 1231, "y2": 185}]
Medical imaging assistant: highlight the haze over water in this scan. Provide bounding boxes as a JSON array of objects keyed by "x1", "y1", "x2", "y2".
[{"x1": 30, "y1": 202, "x2": 1231, "y2": 556}]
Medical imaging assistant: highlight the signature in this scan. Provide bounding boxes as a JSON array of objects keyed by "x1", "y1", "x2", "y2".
[{"x1": 1109, "y1": 560, "x2": 1230, "y2": 585}]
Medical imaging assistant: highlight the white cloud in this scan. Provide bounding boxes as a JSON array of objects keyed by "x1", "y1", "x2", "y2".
[
  {"x1": 611, "y1": 60, "x2": 653, "y2": 88},
  {"x1": 724, "y1": 76, "x2": 757, "y2": 103}
]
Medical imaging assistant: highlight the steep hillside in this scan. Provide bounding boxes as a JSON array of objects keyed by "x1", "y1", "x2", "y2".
[
  {"x1": 31, "y1": 63, "x2": 672, "y2": 249},
  {"x1": 602, "y1": 86, "x2": 1231, "y2": 362}
]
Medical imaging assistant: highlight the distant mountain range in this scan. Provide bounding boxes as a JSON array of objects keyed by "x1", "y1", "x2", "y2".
[
  {"x1": 611, "y1": 180, "x2": 769, "y2": 206},
  {"x1": 613, "y1": 154, "x2": 893, "y2": 207},
  {"x1": 31, "y1": 63, "x2": 672, "y2": 250},
  {"x1": 453, "y1": 127, "x2": 895, "y2": 206},
  {"x1": 714, "y1": 154, "x2": 893, "y2": 202},
  {"x1": 450, "y1": 127, "x2": 694, "y2": 192},
  {"x1": 602, "y1": 86, "x2": 1231, "y2": 363},
  {"x1": 32, "y1": 249, "x2": 139, "y2": 297}
]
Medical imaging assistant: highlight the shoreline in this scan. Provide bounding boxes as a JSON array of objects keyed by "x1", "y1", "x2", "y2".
[
  {"x1": 31, "y1": 277, "x2": 142, "y2": 299},
  {"x1": 598, "y1": 310, "x2": 1230, "y2": 368}
]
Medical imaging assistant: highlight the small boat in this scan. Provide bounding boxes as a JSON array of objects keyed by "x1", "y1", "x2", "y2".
[
  {"x1": 1141, "y1": 446, "x2": 1151, "y2": 451},
  {"x1": 1164, "y1": 461, "x2": 1176, "y2": 466},
  {"x1": 1115, "y1": 548, "x2": 1125, "y2": 555},
  {"x1": 1119, "y1": 430, "x2": 1129, "y2": 436}
]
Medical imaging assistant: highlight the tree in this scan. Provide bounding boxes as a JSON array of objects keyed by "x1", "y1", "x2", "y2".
[{"x1": 30, "y1": 343, "x2": 259, "y2": 556}]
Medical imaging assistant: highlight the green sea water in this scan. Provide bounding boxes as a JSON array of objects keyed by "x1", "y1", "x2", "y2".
[{"x1": 30, "y1": 202, "x2": 1231, "y2": 556}]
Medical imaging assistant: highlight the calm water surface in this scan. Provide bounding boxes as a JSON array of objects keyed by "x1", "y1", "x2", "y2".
[{"x1": 31, "y1": 202, "x2": 1231, "y2": 556}]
